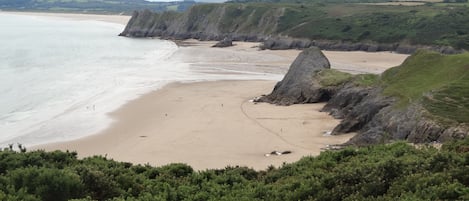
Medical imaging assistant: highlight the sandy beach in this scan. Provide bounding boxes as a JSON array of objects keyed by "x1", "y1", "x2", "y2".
[
  {"x1": 0, "y1": 11, "x2": 131, "y2": 25},
  {"x1": 23, "y1": 12, "x2": 410, "y2": 170},
  {"x1": 36, "y1": 40, "x2": 408, "y2": 170},
  {"x1": 40, "y1": 81, "x2": 355, "y2": 170}
]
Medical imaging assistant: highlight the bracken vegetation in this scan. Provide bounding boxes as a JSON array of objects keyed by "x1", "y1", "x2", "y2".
[{"x1": 1, "y1": 139, "x2": 469, "y2": 200}]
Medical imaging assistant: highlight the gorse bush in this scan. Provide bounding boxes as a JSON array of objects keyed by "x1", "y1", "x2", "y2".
[{"x1": 1, "y1": 139, "x2": 469, "y2": 200}]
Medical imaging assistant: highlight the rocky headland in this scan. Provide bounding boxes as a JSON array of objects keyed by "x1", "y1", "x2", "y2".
[
  {"x1": 257, "y1": 47, "x2": 331, "y2": 105},
  {"x1": 119, "y1": 7, "x2": 463, "y2": 54},
  {"x1": 259, "y1": 47, "x2": 468, "y2": 145},
  {"x1": 118, "y1": 5, "x2": 468, "y2": 145}
]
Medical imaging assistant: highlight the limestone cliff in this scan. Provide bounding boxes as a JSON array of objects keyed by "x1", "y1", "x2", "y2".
[
  {"x1": 257, "y1": 47, "x2": 331, "y2": 105},
  {"x1": 322, "y1": 83, "x2": 468, "y2": 145},
  {"x1": 120, "y1": 5, "x2": 284, "y2": 41},
  {"x1": 120, "y1": 5, "x2": 464, "y2": 54},
  {"x1": 260, "y1": 37, "x2": 462, "y2": 54},
  {"x1": 260, "y1": 48, "x2": 468, "y2": 145}
]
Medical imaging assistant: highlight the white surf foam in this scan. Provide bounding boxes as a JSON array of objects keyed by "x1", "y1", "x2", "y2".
[{"x1": 0, "y1": 13, "x2": 282, "y2": 147}]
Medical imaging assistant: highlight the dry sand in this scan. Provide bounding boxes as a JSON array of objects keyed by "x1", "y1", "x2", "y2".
[
  {"x1": 37, "y1": 40, "x2": 408, "y2": 170},
  {"x1": 29, "y1": 14, "x2": 410, "y2": 170},
  {"x1": 174, "y1": 40, "x2": 408, "y2": 75},
  {"x1": 40, "y1": 81, "x2": 354, "y2": 170}
]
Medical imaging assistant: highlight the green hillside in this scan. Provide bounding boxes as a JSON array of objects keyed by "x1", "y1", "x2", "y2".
[
  {"x1": 124, "y1": 2, "x2": 469, "y2": 49},
  {"x1": 274, "y1": 3, "x2": 469, "y2": 48},
  {"x1": 382, "y1": 51, "x2": 469, "y2": 123}
]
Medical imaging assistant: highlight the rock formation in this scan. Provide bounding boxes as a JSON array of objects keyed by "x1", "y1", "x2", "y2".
[
  {"x1": 257, "y1": 47, "x2": 331, "y2": 105},
  {"x1": 119, "y1": 8, "x2": 461, "y2": 54},
  {"x1": 260, "y1": 37, "x2": 463, "y2": 54},
  {"x1": 119, "y1": 6, "x2": 283, "y2": 42},
  {"x1": 322, "y1": 84, "x2": 468, "y2": 145},
  {"x1": 212, "y1": 38, "x2": 233, "y2": 48},
  {"x1": 120, "y1": 9, "x2": 463, "y2": 54},
  {"x1": 259, "y1": 48, "x2": 468, "y2": 145}
]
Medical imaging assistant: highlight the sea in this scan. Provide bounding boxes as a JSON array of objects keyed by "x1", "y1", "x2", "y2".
[{"x1": 0, "y1": 13, "x2": 280, "y2": 148}]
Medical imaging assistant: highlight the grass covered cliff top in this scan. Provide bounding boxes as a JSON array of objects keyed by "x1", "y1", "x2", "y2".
[
  {"x1": 129, "y1": 2, "x2": 469, "y2": 50},
  {"x1": 382, "y1": 50, "x2": 469, "y2": 123},
  {"x1": 315, "y1": 50, "x2": 468, "y2": 125},
  {"x1": 267, "y1": 2, "x2": 469, "y2": 49}
]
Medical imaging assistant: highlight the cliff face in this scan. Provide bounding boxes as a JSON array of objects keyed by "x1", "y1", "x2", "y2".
[
  {"x1": 260, "y1": 48, "x2": 468, "y2": 145},
  {"x1": 120, "y1": 5, "x2": 284, "y2": 41},
  {"x1": 260, "y1": 38, "x2": 462, "y2": 54},
  {"x1": 258, "y1": 47, "x2": 331, "y2": 105},
  {"x1": 322, "y1": 83, "x2": 468, "y2": 145},
  {"x1": 120, "y1": 5, "x2": 465, "y2": 54}
]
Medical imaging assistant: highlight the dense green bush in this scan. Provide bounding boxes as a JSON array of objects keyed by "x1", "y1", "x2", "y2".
[{"x1": 0, "y1": 139, "x2": 469, "y2": 200}]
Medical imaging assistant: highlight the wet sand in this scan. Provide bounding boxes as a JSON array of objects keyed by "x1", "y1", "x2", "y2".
[
  {"x1": 40, "y1": 80, "x2": 354, "y2": 170},
  {"x1": 29, "y1": 15, "x2": 409, "y2": 170}
]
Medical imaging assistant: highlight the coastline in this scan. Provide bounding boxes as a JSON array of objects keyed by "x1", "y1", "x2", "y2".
[
  {"x1": 38, "y1": 80, "x2": 355, "y2": 170},
  {"x1": 13, "y1": 11, "x2": 409, "y2": 169},
  {"x1": 33, "y1": 39, "x2": 408, "y2": 170},
  {"x1": 0, "y1": 11, "x2": 131, "y2": 25}
]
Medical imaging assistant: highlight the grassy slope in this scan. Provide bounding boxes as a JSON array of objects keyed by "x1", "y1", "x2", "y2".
[
  {"x1": 189, "y1": 2, "x2": 469, "y2": 49},
  {"x1": 280, "y1": 4, "x2": 469, "y2": 48},
  {"x1": 381, "y1": 51, "x2": 469, "y2": 123},
  {"x1": 316, "y1": 69, "x2": 380, "y2": 87},
  {"x1": 315, "y1": 51, "x2": 468, "y2": 125}
]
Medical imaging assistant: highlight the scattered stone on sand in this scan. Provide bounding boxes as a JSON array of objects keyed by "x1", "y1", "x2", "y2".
[{"x1": 264, "y1": 150, "x2": 292, "y2": 157}]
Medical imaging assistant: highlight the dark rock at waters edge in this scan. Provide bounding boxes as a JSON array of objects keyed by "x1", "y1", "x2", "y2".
[
  {"x1": 257, "y1": 47, "x2": 331, "y2": 105},
  {"x1": 212, "y1": 38, "x2": 233, "y2": 48},
  {"x1": 260, "y1": 37, "x2": 464, "y2": 55}
]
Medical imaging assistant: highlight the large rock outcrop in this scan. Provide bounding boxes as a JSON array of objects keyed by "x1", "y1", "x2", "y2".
[
  {"x1": 258, "y1": 47, "x2": 331, "y2": 105},
  {"x1": 119, "y1": 5, "x2": 283, "y2": 41},
  {"x1": 212, "y1": 38, "x2": 233, "y2": 48},
  {"x1": 322, "y1": 84, "x2": 468, "y2": 145},
  {"x1": 258, "y1": 49, "x2": 468, "y2": 145}
]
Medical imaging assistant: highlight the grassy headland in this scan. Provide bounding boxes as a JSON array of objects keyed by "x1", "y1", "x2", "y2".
[
  {"x1": 309, "y1": 50, "x2": 468, "y2": 145},
  {"x1": 255, "y1": 2, "x2": 469, "y2": 49},
  {"x1": 122, "y1": 2, "x2": 469, "y2": 51},
  {"x1": 381, "y1": 50, "x2": 469, "y2": 124}
]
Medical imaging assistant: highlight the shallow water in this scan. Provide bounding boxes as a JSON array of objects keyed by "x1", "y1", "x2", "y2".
[
  {"x1": 0, "y1": 13, "x2": 281, "y2": 147},
  {"x1": 0, "y1": 13, "x2": 189, "y2": 147}
]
